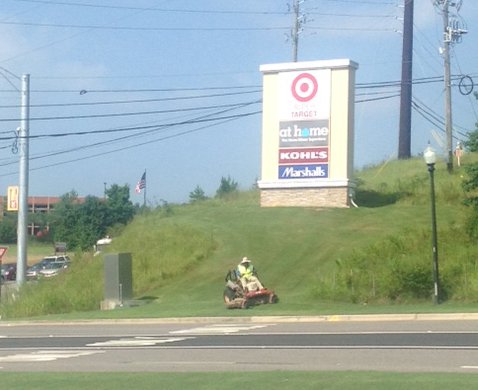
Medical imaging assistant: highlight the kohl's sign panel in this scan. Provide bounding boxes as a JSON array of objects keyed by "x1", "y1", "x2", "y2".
[
  {"x1": 277, "y1": 70, "x2": 331, "y2": 180},
  {"x1": 278, "y1": 147, "x2": 328, "y2": 164}
]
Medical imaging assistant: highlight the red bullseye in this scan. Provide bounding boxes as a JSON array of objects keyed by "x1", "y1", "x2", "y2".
[{"x1": 291, "y1": 73, "x2": 318, "y2": 102}]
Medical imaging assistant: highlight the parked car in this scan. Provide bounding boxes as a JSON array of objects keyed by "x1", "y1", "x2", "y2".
[
  {"x1": 1, "y1": 263, "x2": 17, "y2": 281},
  {"x1": 38, "y1": 261, "x2": 70, "y2": 278},
  {"x1": 40, "y1": 255, "x2": 70, "y2": 263},
  {"x1": 26, "y1": 255, "x2": 71, "y2": 280},
  {"x1": 26, "y1": 262, "x2": 45, "y2": 280}
]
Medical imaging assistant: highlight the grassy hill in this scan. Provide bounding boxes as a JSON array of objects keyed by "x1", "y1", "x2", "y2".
[{"x1": 2, "y1": 154, "x2": 478, "y2": 319}]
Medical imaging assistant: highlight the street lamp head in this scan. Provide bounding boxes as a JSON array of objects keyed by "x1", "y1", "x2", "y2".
[{"x1": 424, "y1": 145, "x2": 437, "y2": 165}]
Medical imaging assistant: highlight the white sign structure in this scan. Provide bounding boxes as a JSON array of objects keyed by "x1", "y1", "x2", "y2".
[{"x1": 258, "y1": 59, "x2": 358, "y2": 208}]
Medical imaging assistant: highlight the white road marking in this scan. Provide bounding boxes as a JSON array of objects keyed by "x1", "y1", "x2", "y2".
[
  {"x1": 86, "y1": 336, "x2": 190, "y2": 347},
  {"x1": 0, "y1": 350, "x2": 103, "y2": 363},
  {"x1": 170, "y1": 324, "x2": 270, "y2": 335},
  {"x1": 461, "y1": 366, "x2": 478, "y2": 369}
]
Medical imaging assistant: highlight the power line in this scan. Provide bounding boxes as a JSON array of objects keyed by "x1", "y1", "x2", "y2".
[
  {"x1": 0, "y1": 110, "x2": 261, "y2": 176},
  {"x1": 0, "y1": 73, "x2": 469, "y2": 95},
  {"x1": 356, "y1": 93, "x2": 400, "y2": 103},
  {"x1": 307, "y1": 25, "x2": 396, "y2": 32},
  {"x1": 0, "y1": 85, "x2": 261, "y2": 93},
  {"x1": 0, "y1": 100, "x2": 261, "y2": 124},
  {"x1": 13, "y1": 0, "x2": 290, "y2": 15},
  {"x1": 14, "y1": 0, "x2": 400, "y2": 15},
  {"x1": 322, "y1": 0, "x2": 397, "y2": 4},
  {"x1": 29, "y1": 112, "x2": 261, "y2": 174},
  {"x1": 0, "y1": 100, "x2": 262, "y2": 166},
  {"x1": 0, "y1": 89, "x2": 261, "y2": 109},
  {"x1": 0, "y1": 20, "x2": 290, "y2": 32},
  {"x1": 412, "y1": 97, "x2": 469, "y2": 139}
]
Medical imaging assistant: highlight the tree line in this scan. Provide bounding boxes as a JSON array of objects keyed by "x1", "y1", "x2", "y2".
[{"x1": 0, "y1": 176, "x2": 241, "y2": 250}]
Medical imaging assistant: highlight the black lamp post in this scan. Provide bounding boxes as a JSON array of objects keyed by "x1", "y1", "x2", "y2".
[{"x1": 424, "y1": 145, "x2": 440, "y2": 304}]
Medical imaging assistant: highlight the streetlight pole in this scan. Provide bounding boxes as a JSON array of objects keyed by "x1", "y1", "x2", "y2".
[{"x1": 424, "y1": 146, "x2": 440, "y2": 304}]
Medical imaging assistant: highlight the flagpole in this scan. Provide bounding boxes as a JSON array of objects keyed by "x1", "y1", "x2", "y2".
[{"x1": 143, "y1": 169, "x2": 146, "y2": 208}]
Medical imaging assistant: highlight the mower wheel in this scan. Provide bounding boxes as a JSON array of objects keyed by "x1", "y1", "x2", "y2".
[
  {"x1": 223, "y1": 287, "x2": 237, "y2": 304},
  {"x1": 269, "y1": 294, "x2": 279, "y2": 304}
]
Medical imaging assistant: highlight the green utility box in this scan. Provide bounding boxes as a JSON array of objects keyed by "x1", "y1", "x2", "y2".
[{"x1": 101, "y1": 253, "x2": 132, "y2": 310}]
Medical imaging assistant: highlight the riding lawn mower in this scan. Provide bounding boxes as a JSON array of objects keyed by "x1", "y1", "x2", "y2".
[{"x1": 223, "y1": 269, "x2": 278, "y2": 309}]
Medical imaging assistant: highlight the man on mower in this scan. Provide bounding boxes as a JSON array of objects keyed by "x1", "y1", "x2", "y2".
[{"x1": 237, "y1": 257, "x2": 264, "y2": 292}]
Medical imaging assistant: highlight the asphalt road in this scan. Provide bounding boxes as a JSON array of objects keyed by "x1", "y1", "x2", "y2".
[{"x1": 1, "y1": 318, "x2": 478, "y2": 372}]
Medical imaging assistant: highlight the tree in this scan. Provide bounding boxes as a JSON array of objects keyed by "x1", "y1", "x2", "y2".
[
  {"x1": 189, "y1": 185, "x2": 207, "y2": 203},
  {"x1": 50, "y1": 194, "x2": 107, "y2": 250},
  {"x1": 50, "y1": 185, "x2": 135, "y2": 251},
  {"x1": 0, "y1": 214, "x2": 17, "y2": 243},
  {"x1": 49, "y1": 191, "x2": 80, "y2": 246},
  {"x1": 215, "y1": 176, "x2": 238, "y2": 199},
  {"x1": 105, "y1": 184, "x2": 135, "y2": 226},
  {"x1": 464, "y1": 126, "x2": 478, "y2": 152},
  {"x1": 462, "y1": 164, "x2": 478, "y2": 240},
  {"x1": 466, "y1": 95, "x2": 478, "y2": 152}
]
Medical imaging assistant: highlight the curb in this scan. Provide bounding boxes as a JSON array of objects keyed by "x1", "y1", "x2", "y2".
[{"x1": 2, "y1": 312, "x2": 478, "y2": 326}]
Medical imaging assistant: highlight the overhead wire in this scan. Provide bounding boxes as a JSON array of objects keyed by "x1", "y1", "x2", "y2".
[
  {"x1": 0, "y1": 20, "x2": 291, "y2": 32},
  {"x1": 0, "y1": 99, "x2": 261, "y2": 166},
  {"x1": 0, "y1": 99, "x2": 262, "y2": 124},
  {"x1": 412, "y1": 97, "x2": 469, "y2": 141},
  {"x1": 0, "y1": 109, "x2": 261, "y2": 176},
  {"x1": 3, "y1": 0, "x2": 475, "y2": 179},
  {"x1": 0, "y1": 85, "x2": 261, "y2": 93},
  {"x1": 28, "y1": 112, "x2": 260, "y2": 176},
  {"x1": 450, "y1": 45, "x2": 478, "y2": 122},
  {"x1": 12, "y1": 0, "x2": 290, "y2": 15},
  {"x1": 0, "y1": 89, "x2": 262, "y2": 109},
  {"x1": 0, "y1": 74, "x2": 469, "y2": 142}
]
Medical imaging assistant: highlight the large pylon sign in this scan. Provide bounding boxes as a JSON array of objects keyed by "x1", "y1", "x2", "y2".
[{"x1": 258, "y1": 59, "x2": 358, "y2": 208}]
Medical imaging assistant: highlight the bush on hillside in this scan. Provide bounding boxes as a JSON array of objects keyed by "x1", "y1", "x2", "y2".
[
  {"x1": 189, "y1": 185, "x2": 208, "y2": 203},
  {"x1": 0, "y1": 215, "x2": 17, "y2": 243},
  {"x1": 313, "y1": 227, "x2": 478, "y2": 304},
  {"x1": 464, "y1": 127, "x2": 478, "y2": 152},
  {"x1": 215, "y1": 176, "x2": 238, "y2": 199},
  {"x1": 0, "y1": 252, "x2": 102, "y2": 319},
  {"x1": 462, "y1": 162, "x2": 478, "y2": 240}
]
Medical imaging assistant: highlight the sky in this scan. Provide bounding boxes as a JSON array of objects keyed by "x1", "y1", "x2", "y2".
[{"x1": 0, "y1": 0, "x2": 477, "y2": 205}]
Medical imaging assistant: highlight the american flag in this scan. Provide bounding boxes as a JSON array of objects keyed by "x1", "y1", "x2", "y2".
[{"x1": 135, "y1": 171, "x2": 146, "y2": 194}]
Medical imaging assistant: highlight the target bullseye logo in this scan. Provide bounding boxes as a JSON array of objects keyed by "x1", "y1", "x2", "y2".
[{"x1": 291, "y1": 73, "x2": 318, "y2": 102}]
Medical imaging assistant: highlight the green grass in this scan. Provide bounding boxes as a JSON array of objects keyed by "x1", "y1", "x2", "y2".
[
  {"x1": 2, "y1": 155, "x2": 478, "y2": 320},
  {"x1": 2, "y1": 157, "x2": 478, "y2": 386},
  {"x1": 1, "y1": 372, "x2": 478, "y2": 390}
]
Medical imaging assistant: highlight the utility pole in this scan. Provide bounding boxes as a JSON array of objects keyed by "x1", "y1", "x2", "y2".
[
  {"x1": 291, "y1": 0, "x2": 307, "y2": 62},
  {"x1": 17, "y1": 74, "x2": 30, "y2": 285},
  {"x1": 433, "y1": 0, "x2": 467, "y2": 172},
  {"x1": 291, "y1": 0, "x2": 300, "y2": 61},
  {"x1": 442, "y1": 2, "x2": 453, "y2": 172},
  {"x1": 398, "y1": 0, "x2": 414, "y2": 159}
]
